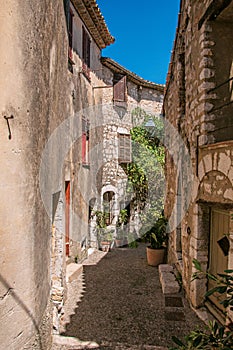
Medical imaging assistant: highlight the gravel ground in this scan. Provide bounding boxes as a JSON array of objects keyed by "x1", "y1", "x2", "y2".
[{"x1": 53, "y1": 243, "x2": 206, "y2": 349}]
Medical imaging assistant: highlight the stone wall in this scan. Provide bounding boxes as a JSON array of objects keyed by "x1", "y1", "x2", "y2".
[
  {"x1": 0, "y1": 1, "x2": 165, "y2": 346},
  {"x1": 164, "y1": 0, "x2": 233, "y2": 323},
  {"x1": 96, "y1": 64, "x2": 164, "y2": 242}
]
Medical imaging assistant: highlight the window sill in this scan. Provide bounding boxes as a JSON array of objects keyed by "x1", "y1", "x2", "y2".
[
  {"x1": 82, "y1": 62, "x2": 91, "y2": 82},
  {"x1": 113, "y1": 101, "x2": 127, "y2": 109}
]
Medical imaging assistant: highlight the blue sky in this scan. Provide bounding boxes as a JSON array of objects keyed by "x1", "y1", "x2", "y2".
[{"x1": 98, "y1": 0, "x2": 180, "y2": 85}]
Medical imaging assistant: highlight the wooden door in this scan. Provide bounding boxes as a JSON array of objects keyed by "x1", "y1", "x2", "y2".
[
  {"x1": 65, "y1": 181, "x2": 70, "y2": 256},
  {"x1": 208, "y1": 209, "x2": 230, "y2": 312}
]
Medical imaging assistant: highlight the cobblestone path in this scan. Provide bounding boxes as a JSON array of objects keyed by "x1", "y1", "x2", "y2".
[{"x1": 56, "y1": 243, "x2": 205, "y2": 349}]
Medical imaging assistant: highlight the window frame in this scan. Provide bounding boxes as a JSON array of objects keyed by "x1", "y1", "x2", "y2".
[
  {"x1": 82, "y1": 26, "x2": 91, "y2": 80},
  {"x1": 68, "y1": 8, "x2": 74, "y2": 63},
  {"x1": 118, "y1": 133, "x2": 131, "y2": 164},
  {"x1": 113, "y1": 74, "x2": 127, "y2": 104},
  {"x1": 82, "y1": 117, "x2": 90, "y2": 166}
]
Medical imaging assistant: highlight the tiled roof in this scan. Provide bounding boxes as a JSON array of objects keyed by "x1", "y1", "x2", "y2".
[
  {"x1": 101, "y1": 57, "x2": 165, "y2": 91},
  {"x1": 71, "y1": 0, "x2": 115, "y2": 49}
]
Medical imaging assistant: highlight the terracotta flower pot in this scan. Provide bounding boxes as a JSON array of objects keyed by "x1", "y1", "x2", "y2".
[
  {"x1": 146, "y1": 246, "x2": 165, "y2": 266},
  {"x1": 101, "y1": 241, "x2": 111, "y2": 252},
  {"x1": 115, "y1": 239, "x2": 124, "y2": 248}
]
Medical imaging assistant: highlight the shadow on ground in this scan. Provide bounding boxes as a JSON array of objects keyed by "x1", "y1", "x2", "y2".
[{"x1": 62, "y1": 243, "x2": 205, "y2": 348}]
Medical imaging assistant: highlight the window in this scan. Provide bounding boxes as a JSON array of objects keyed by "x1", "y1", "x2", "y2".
[
  {"x1": 68, "y1": 8, "x2": 74, "y2": 62},
  {"x1": 82, "y1": 117, "x2": 90, "y2": 165},
  {"x1": 63, "y1": 0, "x2": 70, "y2": 29},
  {"x1": 103, "y1": 191, "x2": 115, "y2": 226},
  {"x1": 82, "y1": 26, "x2": 91, "y2": 80},
  {"x1": 113, "y1": 74, "x2": 127, "y2": 104},
  {"x1": 118, "y1": 133, "x2": 131, "y2": 163}
]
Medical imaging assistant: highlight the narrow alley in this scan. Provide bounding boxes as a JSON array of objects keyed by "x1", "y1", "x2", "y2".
[
  {"x1": 1, "y1": 1, "x2": 233, "y2": 349},
  {"x1": 53, "y1": 243, "x2": 205, "y2": 349}
]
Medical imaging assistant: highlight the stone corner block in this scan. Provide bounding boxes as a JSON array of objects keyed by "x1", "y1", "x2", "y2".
[
  {"x1": 66, "y1": 263, "x2": 83, "y2": 283},
  {"x1": 52, "y1": 335, "x2": 99, "y2": 349},
  {"x1": 159, "y1": 264, "x2": 180, "y2": 294}
]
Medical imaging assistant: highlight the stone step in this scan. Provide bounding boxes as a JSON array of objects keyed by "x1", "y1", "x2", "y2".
[
  {"x1": 52, "y1": 335, "x2": 168, "y2": 350},
  {"x1": 158, "y1": 264, "x2": 180, "y2": 294},
  {"x1": 52, "y1": 335, "x2": 99, "y2": 349},
  {"x1": 101, "y1": 341, "x2": 167, "y2": 350},
  {"x1": 66, "y1": 263, "x2": 83, "y2": 283}
]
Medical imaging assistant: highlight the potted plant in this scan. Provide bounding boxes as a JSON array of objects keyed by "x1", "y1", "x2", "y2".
[
  {"x1": 95, "y1": 210, "x2": 113, "y2": 252},
  {"x1": 99, "y1": 229, "x2": 114, "y2": 252},
  {"x1": 143, "y1": 215, "x2": 168, "y2": 266},
  {"x1": 115, "y1": 228, "x2": 127, "y2": 247}
]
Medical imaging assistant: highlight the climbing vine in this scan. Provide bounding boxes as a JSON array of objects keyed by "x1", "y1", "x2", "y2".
[{"x1": 126, "y1": 110, "x2": 165, "y2": 235}]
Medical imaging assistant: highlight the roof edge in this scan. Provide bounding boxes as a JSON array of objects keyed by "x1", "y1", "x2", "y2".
[
  {"x1": 101, "y1": 57, "x2": 165, "y2": 92},
  {"x1": 71, "y1": 0, "x2": 115, "y2": 49}
]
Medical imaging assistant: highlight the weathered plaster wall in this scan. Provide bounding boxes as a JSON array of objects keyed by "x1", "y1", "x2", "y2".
[
  {"x1": 67, "y1": 4, "x2": 106, "y2": 260},
  {"x1": 0, "y1": 0, "x2": 70, "y2": 348}
]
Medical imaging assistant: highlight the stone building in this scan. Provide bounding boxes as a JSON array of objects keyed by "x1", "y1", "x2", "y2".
[
  {"x1": 0, "y1": 1, "x2": 71, "y2": 348},
  {"x1": 0, "y1": 0, "x2": 163, "y2": 348},
  {"x1": 163, "y1": 0, "x2": 233, "y2": 325},
  {"x1": 97, "y1": 57, "x2": 164, "y2": 244}
]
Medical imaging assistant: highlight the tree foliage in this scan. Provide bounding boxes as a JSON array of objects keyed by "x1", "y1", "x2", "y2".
[{"x1": 126, "y1": 112, "x2": 165, "y2": 234}]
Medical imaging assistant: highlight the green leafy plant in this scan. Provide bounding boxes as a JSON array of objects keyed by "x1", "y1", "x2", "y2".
[
  {"x1": 143, "y1": 215, "x2": 168, "y2": 249},
  {"x1": 126, "y1": 111, "x2": 165, "y2": 228},
  {"x1": 128, "y1": 240, "x2": 138, "y2": 249},
  {"x1": 118, "y1": 209, "x2": 128, "y2": 226},
  {"x1": 170, "y1": 260, "x2": 233, "y2": 349},
  {"x1": 127, "y1": 232, "x2": 138, "y2": 249},
  {"x1": 192, "y1": 259, "x2": 233, "y2": 310},
  {"x1": 94, "y1": 210, "x2": 110, "y2": 243},
  {"x1": 171, "y1": 320, "x2": 233, "y2": 349},
  {"x1": 94, "y1": 210, "x2": 107, "y2": 230}
]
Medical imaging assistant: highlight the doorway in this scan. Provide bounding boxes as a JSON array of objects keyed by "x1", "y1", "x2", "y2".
[
  {"x1": 208, "y1": 209, "x2": 230, "y2": 314},
  {"x1": 65, "y1": 181, "x2": 71, "y2": 256}
]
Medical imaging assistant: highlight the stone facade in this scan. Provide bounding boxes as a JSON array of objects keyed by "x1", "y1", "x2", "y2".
[
  {"x1": 98, "y1": 58, "x2": 164, "y2": 243},
  {"x1": 163, "y1": 0, "x2": 233, "y2": 325},
  {"x1": 0, "y1": 0, "x2": 164, "y2": 347}
]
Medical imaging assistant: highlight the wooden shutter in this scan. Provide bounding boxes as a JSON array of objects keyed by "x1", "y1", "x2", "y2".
[
  {"x1": 65, "y1": 181, "x2": 70, "y2": 256},
  {"x1": 82, "y1": 118, "x2": 90, "y2": 164},
  {"x1": 113, "y1": 75, "x2": 127, "y2": 102},
  {"x1": 82, "y1": 118, "x2": 86, "y2": 163},
  {"x1": 82, "y1": 27, "x2": 91, "y2": 79},
  {"x1": 82, "y1": 27, "x2": 91, "y2": 67},
  {"x1": 118, "y1": 134, "x2": 131, "y2": 163},
  {"x1": 68, "y1": 8, "x2": 73, "y2": 60},
  {"x1": 64, "y1": 0, "x2": 70, "y2": 30},
  {"x1": 86, "y1": 120, "x2": 90, "y2": 164}
]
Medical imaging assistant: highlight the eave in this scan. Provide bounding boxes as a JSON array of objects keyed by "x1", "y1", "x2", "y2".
[
  {"x1": 101, "y1": 57, "x2": 165, "y2": 92},
  {"x1": 71, "y1": 0, "x2": 115, "y2": 49}
]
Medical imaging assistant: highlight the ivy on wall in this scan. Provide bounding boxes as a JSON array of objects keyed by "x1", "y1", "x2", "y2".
[{"x1": 126, "y1": 110, "x2": 165, "y2": 235}]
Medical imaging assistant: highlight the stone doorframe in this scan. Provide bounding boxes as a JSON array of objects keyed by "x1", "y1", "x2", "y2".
[
  {"x1": 101, "y1": 185, "x2": 118, "y2": 226},
  {"x1": 190, "y1": 142, "x2": 233, "y2": 322}
]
